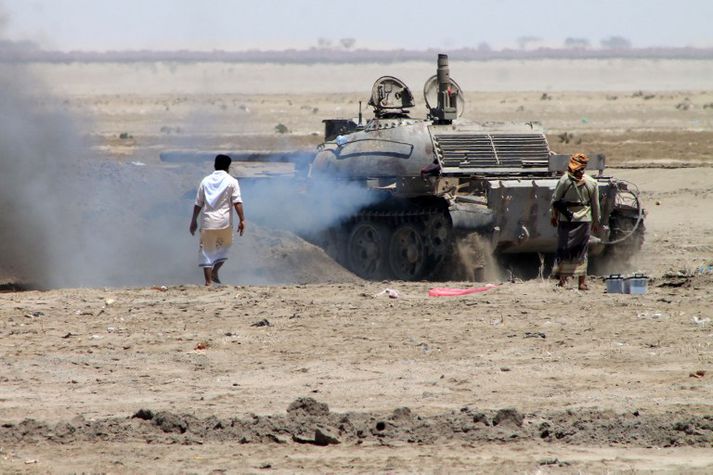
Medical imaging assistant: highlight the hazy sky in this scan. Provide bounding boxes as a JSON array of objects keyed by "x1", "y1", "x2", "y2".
[{"x1": 2, "y1": 0, "x2": 712, "y2": 51}]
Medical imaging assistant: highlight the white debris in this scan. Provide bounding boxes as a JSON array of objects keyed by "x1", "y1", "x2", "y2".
[
  {"x1": 692, "y1": 316, "x2": 710, "y2": 326},
  {"x1": 374, "y1": 288, "x2": 400, "y2": 299}
]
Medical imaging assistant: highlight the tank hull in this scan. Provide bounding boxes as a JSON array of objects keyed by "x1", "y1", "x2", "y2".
[{"x1": 309, "y1": 119, "x2": 644, "y2": 280}]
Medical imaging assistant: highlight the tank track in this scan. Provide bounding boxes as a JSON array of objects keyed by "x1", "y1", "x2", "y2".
[{"x1": 337, "y1": 207, "x2": 453, "y2": 281}]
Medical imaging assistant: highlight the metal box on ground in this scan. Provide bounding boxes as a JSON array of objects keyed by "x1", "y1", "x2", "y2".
[
  {"x1": 624, "y1": 273, "x2": 648, "y2": 294},
  {"x1": 605, "y1": 274, "x2": 625, "y2": 294}
]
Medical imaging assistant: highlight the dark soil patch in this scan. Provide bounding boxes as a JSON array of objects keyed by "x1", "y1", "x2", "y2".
[{"x1": 2, "y1": 398, "x2": 711, "y2": 448}]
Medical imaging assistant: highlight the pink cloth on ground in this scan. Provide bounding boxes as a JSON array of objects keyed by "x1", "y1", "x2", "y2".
[{"x1": 428, "y1": 284, "x2": 497, "y2": 297}]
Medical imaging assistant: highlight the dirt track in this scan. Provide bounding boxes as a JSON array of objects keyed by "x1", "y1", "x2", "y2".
[{"x1": 1, "y1": 60, "x2": 713, "y2": 473}]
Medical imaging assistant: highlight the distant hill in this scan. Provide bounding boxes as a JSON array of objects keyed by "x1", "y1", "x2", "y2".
[{"x1": 1, "y1": 44, "x2": 713, "y2": 63}]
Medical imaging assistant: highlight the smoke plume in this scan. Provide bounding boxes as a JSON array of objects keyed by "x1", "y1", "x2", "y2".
[
  {"x1": 0, "y1": 41, "x2": 202, "y2": 286},
  {"x1": 0, "y1": 13, "x2": 378, "y2": 288},
  {"x1": 0, "y1": 65, "x2": 374, "y2": 288},
  {"x1": 0, "y1": 64, "x2": 83, "y2": 286}
]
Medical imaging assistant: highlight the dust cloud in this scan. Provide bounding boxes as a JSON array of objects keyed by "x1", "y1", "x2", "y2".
[{"x1": 441, "y1": 232, "x2": 500, "y2": 281}]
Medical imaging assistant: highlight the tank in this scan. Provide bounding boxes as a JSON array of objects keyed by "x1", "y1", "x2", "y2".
[{"x1": 307, "y1": 54, "x2": 645, "y2": 280}]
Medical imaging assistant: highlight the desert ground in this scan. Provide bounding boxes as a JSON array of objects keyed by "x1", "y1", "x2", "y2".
[{"x1": 1, "y1": 59, "x2": 713, "y2": 473}]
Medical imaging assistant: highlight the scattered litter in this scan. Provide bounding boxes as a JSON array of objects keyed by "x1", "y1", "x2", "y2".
[
  {"x1": 194, "y1": 341, "x2": 210, "y2": 350},
  {"x1": 24, "y1": 459, "x2": 38, "y2": 465},
  {"x1": 696, "y1": 264, "x2": 713, "y2": 275},
  {"x1": 24, "y1": 311, "x2": 44, "y2": 318},
  {"x1": 637, "y1": 311, "x2": 666, "y2": 320},
  {"x1": 490, "y1": 315, "x2": 504, "y2": 326},
  {"x1": 689, "y1": 370, "x2": 706, "y2": 379},
  {"x1": 107, "y1": 326, "x2": 117, "y2": 333},
  {"x1": 692, "y1": 316, "x2": 710, "y2": 326},
  {"x1": 130, "y1": 161, "x2": 146, "y2": 167},
  {"x1": 90, "y1": 335, "x2": 103, "y2": 340},
  {"x1": 151, "y1": 285, "x2": 168, "y2": 292},
  {"x1": 524, "y1": 332, "x2": 546, "y2": 339},
  {"x1": 61, "y1": 332, "x2": 73, "y2": 339},
  {"x1": 251, "y1": 319, "x2": 271, "y2": 327},
  {"x1": 417, "y1": 342, "x2": 431, "y2": 353},
  {"x1": 428, "y1": 284, "x2": 496, "y2": 297},
  {"x1": 105, "y1": 298, "x2": 116, "y2": 306},
  {"x1": 374, "y1": 288, "x2": 400, "y2": 299}
]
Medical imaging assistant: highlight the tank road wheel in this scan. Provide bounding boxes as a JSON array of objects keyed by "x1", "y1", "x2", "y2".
[
  {"x1": 347, "y1": 221, "x2": 389, "y2": 279},
  {"x1": 424, "y1": 212, "x2": 453, "y2": 271},
  {"x1": 388, "y1": 223, "x2": 427, "y2": 281}
]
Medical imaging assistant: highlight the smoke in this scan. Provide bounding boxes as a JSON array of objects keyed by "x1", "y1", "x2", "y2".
[
  {"x1": 0, "y1": 67, "x2": 194, "y2": 288},
  {"x1": 0, "y1": 65, "x2": 82, "y2": 286},
  {"x1": 0, "y1": 10, "x2": 378, "y2": 289},
  {"x1": 0, "y1": 66, "x2": 374, "y2": 288},
  {"x1": 240, "y1": 173, "x2": 379, "y2": 236},
  {"x1": 0, "y1": 18, "x2": 200, "y2": 287}
]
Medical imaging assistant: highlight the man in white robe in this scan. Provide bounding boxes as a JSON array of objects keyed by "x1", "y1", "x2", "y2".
[{"x1": 189, "y1": 154, "x2": 245, "y2": 286}]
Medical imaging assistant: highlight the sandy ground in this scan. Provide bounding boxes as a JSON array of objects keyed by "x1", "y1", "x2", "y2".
[
  {"x1": 2, "y1": 275, "x2": 713, "y2": 473},
  {"x1": 1, "y1": 61, "x2": 713, "y2": 473}
]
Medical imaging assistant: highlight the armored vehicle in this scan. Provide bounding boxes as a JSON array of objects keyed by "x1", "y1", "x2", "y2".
[{"x1": 308, "y1": 54, "x2": 645, "y2": 280}]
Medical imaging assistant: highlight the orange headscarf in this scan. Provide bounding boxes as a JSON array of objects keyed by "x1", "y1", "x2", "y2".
[{"x1": 567, "y1": 153, "x2": 589, "y2": 175}]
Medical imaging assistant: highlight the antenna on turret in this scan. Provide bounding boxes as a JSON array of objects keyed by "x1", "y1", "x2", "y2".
[{"x1": 358, "y1": 101, "x2": 363, "y2": 125}]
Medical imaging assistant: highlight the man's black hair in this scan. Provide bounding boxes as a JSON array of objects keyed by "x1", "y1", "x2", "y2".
[{"x1": 214, "y1": 154, "x2": 232, "y2": 171}]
